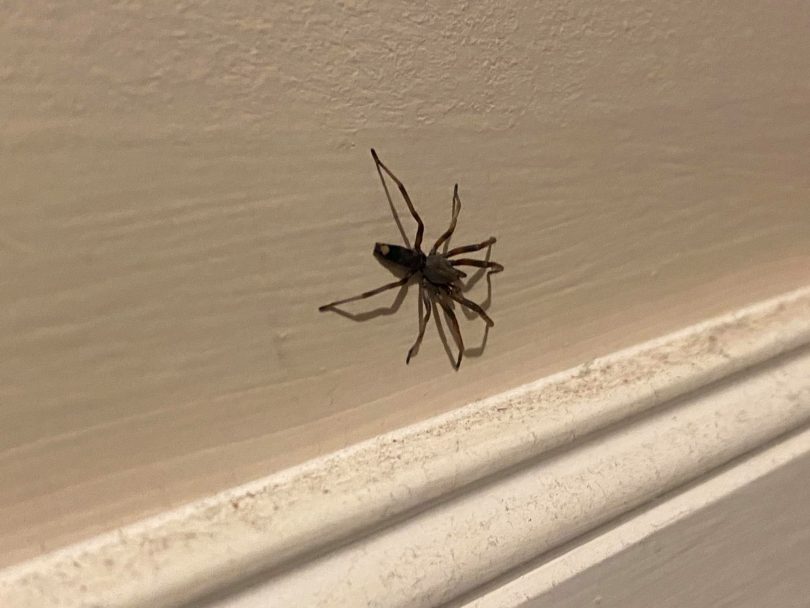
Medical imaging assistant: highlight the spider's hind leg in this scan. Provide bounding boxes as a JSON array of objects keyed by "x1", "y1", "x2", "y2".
[
  {"x1": 318, "y1": 273, "x2": 413, "y2": 311},
  {"x1": 371, "y1": 149, "x2": 425, "y2": 250},
  {"x1": 438, "y1": 297, "x2": 465, "y2": 370},
  {"x1": 446, "y1": 291, "x2": 494, "y2": 327},
  {"x1": 450, "y1": 258, "x2": 503, "y2": 275},
  {"x1": 406, "y1": 285, "x2": 433, "y2": 364}
]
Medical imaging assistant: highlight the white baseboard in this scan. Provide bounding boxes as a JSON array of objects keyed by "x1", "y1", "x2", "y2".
[
  {"x1": 463, "y1": 425, "x2": 810, "y2": 608},
  {"x1": 2, "y1": 286, "x2": 809, "y2": 608}
]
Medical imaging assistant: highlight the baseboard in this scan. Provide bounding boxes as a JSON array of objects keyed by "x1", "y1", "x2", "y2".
[
  {"x1": 461, "y1": 425, "x2": 810, "y2": 608},
  {"x1": 2, "y1": 286, "x2": 809, "y2": 608}
]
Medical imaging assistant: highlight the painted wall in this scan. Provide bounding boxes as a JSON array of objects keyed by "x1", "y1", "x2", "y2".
[{"x1": 1, "y1": 1, "x2": 809, "y2": 565}]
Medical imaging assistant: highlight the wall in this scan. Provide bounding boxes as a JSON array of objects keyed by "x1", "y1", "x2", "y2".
[{"x1": 1, "y1": 1, "x2": 809, "y2": 565}]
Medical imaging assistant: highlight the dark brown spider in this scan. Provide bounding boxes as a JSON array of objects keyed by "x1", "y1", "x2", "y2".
[{"x1": 318, "y1": 149, "x2": 503, "y2": 369}]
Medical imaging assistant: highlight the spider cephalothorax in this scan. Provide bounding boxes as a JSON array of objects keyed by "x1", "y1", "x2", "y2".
[{"x1": 319, "y1": 149, "x2": 503, "y2": 369}]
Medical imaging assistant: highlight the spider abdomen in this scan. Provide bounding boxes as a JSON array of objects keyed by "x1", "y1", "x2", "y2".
[{"x1": 374, "y1": 242, "x2": 424, "y2": 272}]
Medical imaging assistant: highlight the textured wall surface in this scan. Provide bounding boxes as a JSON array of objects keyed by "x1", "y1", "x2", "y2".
[{"x1": 1, "y1": 1, "x2": 809, "y2": 565}]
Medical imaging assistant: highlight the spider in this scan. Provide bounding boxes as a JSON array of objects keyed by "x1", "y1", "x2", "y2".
[{"x1": 318, "y1": 149, "x2": 503, "y2": 369}]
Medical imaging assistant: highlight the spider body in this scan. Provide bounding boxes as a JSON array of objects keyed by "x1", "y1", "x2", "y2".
[
  {"x1": 375, "y1": 243, "x2": 465, "y2": 285},
  {"x1": 319, "y1": 149, "x2": 503, "y2": 369}
]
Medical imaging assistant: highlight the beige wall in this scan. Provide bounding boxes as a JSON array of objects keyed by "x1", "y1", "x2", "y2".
[{"x1": 1, "y1": 1, "x2": 809, "y2": 565}]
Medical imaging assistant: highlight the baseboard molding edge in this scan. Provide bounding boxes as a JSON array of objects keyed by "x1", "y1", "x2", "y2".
[{"x1": 2, "y1": 286, "x2": 809, "y2": 608}]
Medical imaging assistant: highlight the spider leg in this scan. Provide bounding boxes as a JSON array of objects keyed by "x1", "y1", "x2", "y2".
[
  {"x1": 372, "y1": 152, "x2": 410, "y2": 248},
  {"x1": 446, "y1": 290, "x2": 494, "y2": 327},
  {"x1": 446, "y1": 237, "x2": 496, "y2": 258},
  {"x1": 371, "y1": 149, "x2": 425, "y2": 251},
  {"x1": 318, "y1": 273, "x2": 414, "y2": 311},
  {"x1": 438, "y1": 297, "x2": 465, "y2": 369},
  {"x1": 431, "y1": 184, "x2": 461, "y2": 254},
  {"x1": 449, "y1": 258, "x2": 504, "y2": 274},
  {"x1": 406, "y1": 285, "x2": 433, "y2": 364}
]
